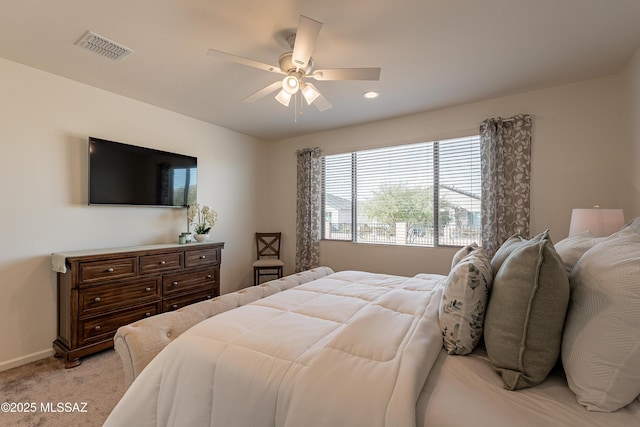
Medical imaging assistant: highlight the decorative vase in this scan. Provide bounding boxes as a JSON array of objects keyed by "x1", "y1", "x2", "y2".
[{"x1": 194, "y1": 233, "x2": 210, "y2": 242}]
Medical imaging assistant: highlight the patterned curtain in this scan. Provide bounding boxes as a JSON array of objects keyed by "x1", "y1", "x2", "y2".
[
  {"x1": 480, "y1": 114, "x2": 533, "y2": 257},
  {"x1": 295, "y1": 147, "x2": 322, "y2": 272}
]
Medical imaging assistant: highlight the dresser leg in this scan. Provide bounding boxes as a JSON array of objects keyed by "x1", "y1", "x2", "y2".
[
  {"x1": 53, "y1": 340, "x2": 82, "y2": 368},
  {"x1": 64, "y1": 357, "x2": 82, "y2": 369}
]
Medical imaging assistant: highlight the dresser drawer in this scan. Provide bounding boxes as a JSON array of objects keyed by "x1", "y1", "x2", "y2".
[
  {"x1": 79, "y1": 257, "x2": 137, "y2": 285},
  {"x1": 54, "y1": 242, "x2": 223, "y2": 368},
  {"x1": 185, "y1": 247, "x2": 220, "y2": 268},
  {"x1": 79, "y1": 302, "x2": 159, "y2": 345},
  {"x1": 163, "y1": 288, "x2": 217, "y2": 312},
  {"x1": 79, "y1": 277, "x2": 160, "y2": 317},
  {"x1": 139, "y1": 252, "x2": 183, "y2": 275},
  {"x1": 163, "y1": 267, "x2": 216, "y2": 297}
]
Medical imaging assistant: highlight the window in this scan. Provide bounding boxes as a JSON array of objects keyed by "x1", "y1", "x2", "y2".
[
  {"x1": 171, "y1": 167, "x2": 197, "y2": 206},
  {"x1": 321, "y1": 136, "x2": 481, "y2": 247}
]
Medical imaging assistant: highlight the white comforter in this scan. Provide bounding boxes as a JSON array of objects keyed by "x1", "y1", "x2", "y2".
[{"x1": 104, "y1": 271, "x2": 445, "y2": 427}]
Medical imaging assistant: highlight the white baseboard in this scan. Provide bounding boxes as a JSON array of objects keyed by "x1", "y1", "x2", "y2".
[{"x1": 0, "y1": 348, "x2": 55, "y2": 373}]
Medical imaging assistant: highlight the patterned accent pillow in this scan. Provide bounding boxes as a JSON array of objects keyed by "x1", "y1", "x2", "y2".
[
  {"x1": 484, "y1": 232, "x2": 569, "y2": 390},
  {"x1": 439, "y1": 248, "x2": 493, "y2": 355},
  {"x1": 562, "y1": 227, "x2": 640, "y2": 412},
  {"x1": 450, "y1": 243, "x2": 479, "y2": 269}
]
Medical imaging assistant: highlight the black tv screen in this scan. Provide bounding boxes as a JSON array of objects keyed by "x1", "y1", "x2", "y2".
[{"x1": 88, "y1": 137, "x2": 197, "y2": 207}]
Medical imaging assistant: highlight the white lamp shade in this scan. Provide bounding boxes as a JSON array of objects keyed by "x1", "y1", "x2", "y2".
[
  {"x1": 275, "y1": 89, "x2": 292, "y2": 106},
  {"x1": 301, "y1": 84, "x2": 320, "y2": 105},
  {"x1": 282, "y1": 75, "x2": 299, "y2": 95},
  {"x1": 568, "y1": 208, "x2": 625, "y2": 237}
]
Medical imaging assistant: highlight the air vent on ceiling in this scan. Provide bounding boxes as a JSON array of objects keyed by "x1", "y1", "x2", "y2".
[{"x1": 75, "y1": 31, "x2": 133, "y2": 61}]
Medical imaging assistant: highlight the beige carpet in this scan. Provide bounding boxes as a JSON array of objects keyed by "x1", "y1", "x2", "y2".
[{"x1": 0, "y1": 349, "x2": 126, "y2": 426}]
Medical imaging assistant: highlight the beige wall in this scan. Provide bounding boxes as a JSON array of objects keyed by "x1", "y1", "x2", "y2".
[
  {"x1": 621, "y1": 49, "x2": 640, "y2": 215},
  {"x1": 268, "y1": 72, "x2": 634, "y2": 277},
  {"x1": 0, "y1": 58, "x2": 268, "y2": 370}
]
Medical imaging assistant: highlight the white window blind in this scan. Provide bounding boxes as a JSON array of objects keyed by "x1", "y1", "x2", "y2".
[{"x1": 321, "y1": 135, "x2": 481, "y2": 247}]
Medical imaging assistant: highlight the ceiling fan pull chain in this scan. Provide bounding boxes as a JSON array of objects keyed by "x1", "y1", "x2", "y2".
[{"x1": 299, "y1": 91, "x2": 305, "y2": 118}]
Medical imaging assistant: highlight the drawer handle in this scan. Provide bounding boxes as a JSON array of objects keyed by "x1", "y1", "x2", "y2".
[
  {"x1": 145, "y1": 312, "x2": 151, "y2": 317},
  {"x1": 94, "y1": 297, "x2": 101, "y2": 303},
  {"x1": 160, "y1": 261, "x2": 166, "y2": 265},
  {"x1": 172, "y1": 304, "x2": 178, "y2": 309},
  {"x1": 94, "y1": 325, "x2": 101, "y2": 331},
  {"x1": 145, "y1": 287, "x2": 151, "y2": 292},
  {"x1": 207, "y1": 295, "x2": 212, "y2": 299},
  {"x1": 107, "y1": 268, "x2": 114, "y2": 273},
  {"x1": 206, "y1": 274, "x2": 212, "y2": 279},
  {"x1": 171, "y1": 281, "x2": 179, "y2": 286},
  {"x1": 200, "y1": 255, "x2": 206, "y2": 259}
]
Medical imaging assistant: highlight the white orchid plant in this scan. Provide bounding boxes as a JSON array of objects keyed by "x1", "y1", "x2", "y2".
[{"x1": 187, "y1": 203, "x2": 218, "y2": 234}]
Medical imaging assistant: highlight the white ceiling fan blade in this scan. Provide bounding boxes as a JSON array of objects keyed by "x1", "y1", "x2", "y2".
[
  {"x1": 243, "y1": 81, "x2": 282, "y2": 103},
  {"x1": 207, "y1": 48, "x2": 284, "y2": 75},
  {"x1": 312, "y1": 68, "x2": 381, "y2": 81},
  {"x1": 291, "y1": 15, "x2": 322, "y2": 69},
  {"x1": 313, "y1": 93, "x2": 332, "y2": 112},
  {"x1": 305, "y1": 83, "x2": 332, "y2": 111}
]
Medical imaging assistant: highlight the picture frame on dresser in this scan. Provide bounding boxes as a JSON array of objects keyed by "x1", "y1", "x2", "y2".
[{"x1": 51, "y1": 242, "x2": 224, "y2": 368}]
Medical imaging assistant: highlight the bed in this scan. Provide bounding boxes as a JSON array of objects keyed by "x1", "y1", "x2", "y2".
[{"x1": 105, "y1": 219, "x2": 640, "y2": 427}]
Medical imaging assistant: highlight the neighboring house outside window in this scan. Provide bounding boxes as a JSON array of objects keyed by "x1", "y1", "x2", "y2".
[{"x1": 321, "y1": 136, "x2": 481, "y2": 247}]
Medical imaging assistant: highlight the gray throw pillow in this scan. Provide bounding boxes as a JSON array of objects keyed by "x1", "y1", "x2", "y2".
[
  {"x1": 490, "y1": 230, "x2": 548, "y2": 274},
  {"x1": 484, "y1": 233, "x2": 570, "y2": 390}
]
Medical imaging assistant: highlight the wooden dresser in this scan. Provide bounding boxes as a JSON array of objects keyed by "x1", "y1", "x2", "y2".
[{"x1": 52, "y1": 242, "x2": 224, "y2": 368}]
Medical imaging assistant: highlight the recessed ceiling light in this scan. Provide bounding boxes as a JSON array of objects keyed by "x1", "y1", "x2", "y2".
[{"x1": 363, "y1": 91, "x2": 380, "y2": 99}]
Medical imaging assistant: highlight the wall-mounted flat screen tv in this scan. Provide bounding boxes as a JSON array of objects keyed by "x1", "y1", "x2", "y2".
[{"x1": 88, "y1": 137, "x2": 197, "y2": 207}]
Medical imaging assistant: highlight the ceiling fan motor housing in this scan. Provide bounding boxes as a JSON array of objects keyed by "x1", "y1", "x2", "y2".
[{"x1": 279, "y1": 52, "x2": 313, "y2": 74}]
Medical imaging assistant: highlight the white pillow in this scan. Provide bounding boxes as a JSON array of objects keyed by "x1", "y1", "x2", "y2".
[
  {"x1": 562, "y1": 227, "x2": 640, "y2": 412},
  {"x1": 440, "y1": 248, "x2": 493, "y2": 355},
  {"x1": 625, "y1": 215, "x2": 640, "y2": 233},
  {"x1": 554, "y1": 230, "x2": 605, "y2": 274}
]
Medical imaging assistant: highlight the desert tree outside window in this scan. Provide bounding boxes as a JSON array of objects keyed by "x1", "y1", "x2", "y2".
[{"x1": 321, "y1": 136, "x2": 481, "y2": 247}]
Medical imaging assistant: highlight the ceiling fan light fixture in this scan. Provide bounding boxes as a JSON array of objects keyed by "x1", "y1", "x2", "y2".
[
  {"x1": 282, "y1": 75, "x2": 300, "y2": 95},
  {"x1": 275, "y1": 89, "x2": 292, "y2": 106},
  {"x1": 208, "y1": 15, "x2": 380, "y2": 114},
  {"x1": 301, "y1": 83, "x2": 320, "y2": 105}
]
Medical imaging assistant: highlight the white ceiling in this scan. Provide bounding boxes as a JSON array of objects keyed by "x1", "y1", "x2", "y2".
[{"x1": 1, "y1": 0, "x2": 640, "y2": 141}]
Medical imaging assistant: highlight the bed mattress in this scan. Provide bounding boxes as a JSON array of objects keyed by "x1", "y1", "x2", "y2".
[
  {"x1": 106, "y1": 269, "x2": 640, "y2": 427},
  {"x1": 418, "y1": 345, "x2": 640, "y2": 427}
]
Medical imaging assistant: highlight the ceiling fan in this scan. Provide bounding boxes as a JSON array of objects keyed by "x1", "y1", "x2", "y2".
[{"x1": 206, "y1": 15, "x2": 381, "y2": 112}]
